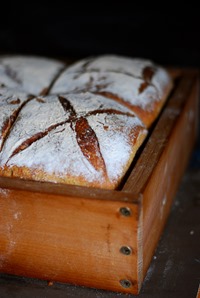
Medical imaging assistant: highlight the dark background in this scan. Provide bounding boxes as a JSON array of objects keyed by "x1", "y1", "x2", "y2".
[
  {"x1": 0, "y1": 5, "x2": 200, "y2": 298},
  {"x1": 0, "y1": 5, "x2": 199, "y2": 68}
]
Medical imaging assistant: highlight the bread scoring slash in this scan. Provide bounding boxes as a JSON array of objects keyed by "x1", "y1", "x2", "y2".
[{"x1": 0, "y1": 55, "x2": 172, "y2": 189}]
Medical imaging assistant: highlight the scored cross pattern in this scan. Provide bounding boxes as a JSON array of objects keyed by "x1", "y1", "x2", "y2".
[
  {"x1": 0, "y1": 55, "x2": 172, "y2": 189},
  {"x1": 3, "y1": 94, "x2": 137, "y2": 175},
  {"x1": 49, "y1": 57, "x2": 164, "y2": 128},
  {"x1": 62, "y1": 63, "x2": 157, "y2": 96}
]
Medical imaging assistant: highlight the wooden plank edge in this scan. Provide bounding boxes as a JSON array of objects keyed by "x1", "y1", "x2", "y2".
[
  {"x1": 136, "y1": 198, "x2": 143, "y2": 293},
  {"x1": 0, "y1": 176, "x2": 140, "y2": 204},
  {"x1": 141, "y1": 75, "x2": 199, "y2": 279},
  {"x1": 122, "y1": 73, "x2": 196, "y2": 193},
  {"x1": 1, "y1": 70, "x2": 197, "y2": 205},
  {"x1": 0, "y1": 185, "x2": 141, "y2": 295}
]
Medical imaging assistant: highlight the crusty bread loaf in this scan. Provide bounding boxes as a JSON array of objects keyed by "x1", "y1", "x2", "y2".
[
  {"x1": 0, "y1": 55, "x2": 173, "y2": 189},
  {"x1": 51, "y1": 55, "x2": 173, "y2": 128}
]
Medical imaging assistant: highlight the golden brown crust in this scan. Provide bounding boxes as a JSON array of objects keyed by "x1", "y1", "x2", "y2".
[
  {"x1": 0, "y1": 126, "x2": 147, "y2": 190},
  {"x1": 0, "y1": 55, "x2": 173, "y2": 189},
  {"x1": 95, "y1": 81, "x2": 172, "y2": 128},
  {"x1": 0, "y1": 165, "x2": 114, "y2": 189}
]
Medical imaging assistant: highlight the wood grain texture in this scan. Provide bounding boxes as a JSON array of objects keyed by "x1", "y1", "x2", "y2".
[
  {"x1": 122, "y1": 70, "x2": 199, "y2": 292},
  {"x1": 123, "y1": 74, "x2": 196, "y2": 193},
  {"x1": 0, "y1": 188, "x2": 141, "y2": 294},
  {"x1": 141, "y1": 76, "x2": 199, "y2": 279},
  {"x1": 0, "y1": 176, "x2": 139, "y2": 203},
  {"x1": 0, "y1": 70, "x2": 199, "y2": 295},
  {"x1": 196, "y1": 284, "x2": 200, "y2": 298},
  {"x1": 1, "y1": 168, "x2": 200, "y2": 298}
]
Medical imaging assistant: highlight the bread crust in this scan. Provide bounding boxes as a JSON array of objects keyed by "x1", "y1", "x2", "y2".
[{"x1": 0, "y1": 55, "x2": 173, "y2": 189}]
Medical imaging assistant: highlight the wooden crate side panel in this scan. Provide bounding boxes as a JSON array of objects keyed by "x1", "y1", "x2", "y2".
[
  {"x1": 0, "y1": 188, "x2": 140, "y2": 294},
  {"x1": 122, "y1": 75, "x2": 195, "y2": 194},
  {"x1": 0, "y1": 176, "x2": 139, "y2": 203},
  {"x1": 142, "y1": 78, "x2": 199, "y2": 277}
]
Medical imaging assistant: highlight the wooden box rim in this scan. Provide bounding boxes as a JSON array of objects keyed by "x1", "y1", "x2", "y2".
[
  {"x1": 0, "y1": 67, "x2": 199, "y2": 295},
  {"x1": 0, "y1": 68, "x2": 199, "y2": 204}
]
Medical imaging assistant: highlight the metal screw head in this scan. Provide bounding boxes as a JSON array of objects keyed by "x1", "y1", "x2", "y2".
[
  {"x1": 120, "y1": 246, "x2": 132, "y2": 255},
  {"x1": 119, "y1": 207, "x2": 131, "y2": 217},
  {"x1": 120, "y1": 279, "x2": 132, "y2": 288}
]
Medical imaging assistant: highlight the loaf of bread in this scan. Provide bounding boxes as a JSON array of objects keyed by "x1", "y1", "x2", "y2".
[{"x1": 0, "y1": 55, "x2": 173, "y2": 189}]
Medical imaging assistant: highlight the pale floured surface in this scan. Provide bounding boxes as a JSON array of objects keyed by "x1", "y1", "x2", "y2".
[
  {"x1": 88, "y1": 113, "x2": 144, "y2": 182},
  {"x1": 51, "y1": 55, "x2": 172, "y2": 114},
  {"x1": 0, "y1": 56, "x2": 64, "y2": 95},
  {"x1": 0, "y1": 88, "x2": 29, "y2": 129},
  {"x1": 51, "y1": 71, "x2": 159, "y2": 110},
  {"x1": 0, "y1": 95, "x2": 68, "y2": 163},
  {"x1": 0, "y1": 92, "x2": 147, "y2": 186},
  {"x1": 0, "y1": 54, "x2": 172, "y2": 188},
  {"x1": 0, "y1": 87, "x2": 30, "y2": 149},
  {"x1": 64, "y1": 54, "x2": 172, "y2": 94},
  {"x1": 65, "y1": 55, "x2": 153, "y2": 77}
]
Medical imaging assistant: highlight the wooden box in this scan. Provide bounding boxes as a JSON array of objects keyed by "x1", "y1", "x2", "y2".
[{"x1": 0, "y1": 69, "x2": 199, "y2": 295}]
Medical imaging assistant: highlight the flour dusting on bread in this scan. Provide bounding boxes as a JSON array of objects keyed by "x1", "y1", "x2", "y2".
[{"x1": 0, "y1": 55, "x2": 173, "y2": 189}]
